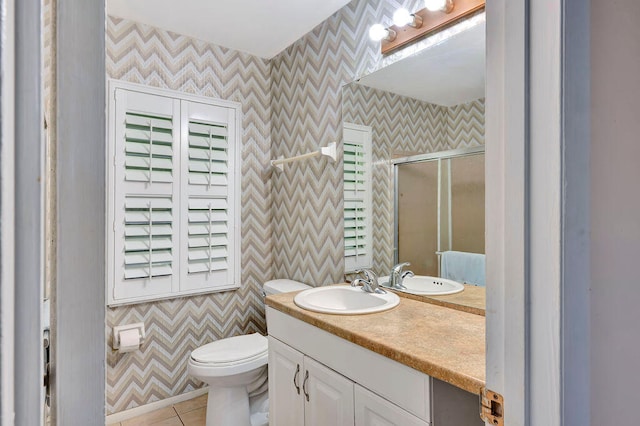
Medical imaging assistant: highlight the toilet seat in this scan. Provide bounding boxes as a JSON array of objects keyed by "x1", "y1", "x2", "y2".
[{"x1": 188, "y1": 333, "x2": 268, "y2": 377}]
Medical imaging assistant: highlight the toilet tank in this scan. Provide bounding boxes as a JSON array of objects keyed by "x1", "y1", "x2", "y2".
[{"x1": 263, "y1": 279, "x2": 311, "y2": 296}]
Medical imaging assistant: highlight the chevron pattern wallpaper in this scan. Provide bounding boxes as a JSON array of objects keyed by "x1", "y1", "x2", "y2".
[
  {"x1": 343, "y1": 82, "x2": 484, "y2": 275},
  {"x1": 105, "y1": 16, "x2": 273, "y2": 414},
  {"x1": 270, "y1": 0, "x2": 427, "y2": 286},
  {"x1": 447, "y1": 99, "x2": 486, "y2": 149}
]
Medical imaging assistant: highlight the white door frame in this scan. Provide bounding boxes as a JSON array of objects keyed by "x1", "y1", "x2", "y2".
[
  {"x1": 10, "y1": 0, "x2": 46, "y2": 424},
  {"x1": 2, "y1": 0, "x2": 107, "y2": 423},
  {"x1": 54, "y1": 0, "x2": 106, "y2": 423},
  {"x1": 1, "y1": 0, "x2": 17, "y2": 423},
  {"x1": 486, "y1": 0, "x2": 591, "y2": 425}
]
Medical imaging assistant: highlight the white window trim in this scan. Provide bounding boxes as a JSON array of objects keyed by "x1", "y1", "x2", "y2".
[
  {"x1": 106, "y1": 80, "x2": 242, "y2": 306},
  {"x1": 343, "y1": 122, "x2": 373, "y2": 273}
]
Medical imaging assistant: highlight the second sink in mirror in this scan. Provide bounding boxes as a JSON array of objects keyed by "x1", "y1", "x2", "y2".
[{"x1": 379, "y1": 275, "x2": 464, "y2": 296}]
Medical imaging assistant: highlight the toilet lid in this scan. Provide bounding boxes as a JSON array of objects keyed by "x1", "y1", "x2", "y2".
[{"x1": 191, "y1": 333, "x2": 268, "y2": 365}]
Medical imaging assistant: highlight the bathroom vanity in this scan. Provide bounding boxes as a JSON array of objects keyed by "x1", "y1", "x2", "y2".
[{"x1": 265, "y1": 290, "x2": 485, "y2": 426}]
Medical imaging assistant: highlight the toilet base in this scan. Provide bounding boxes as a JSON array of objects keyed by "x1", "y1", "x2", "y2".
[
  {"x1": 204, "y1": 386, "x2": 269, "y2": 426},
  {"x1": 206, "y1": 385, "x2": 250, "y2": 426}
]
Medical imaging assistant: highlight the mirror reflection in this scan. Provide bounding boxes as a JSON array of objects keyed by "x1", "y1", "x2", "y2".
[{"x1": 343, "y1": 18, "x2": 486, "y2": 313}]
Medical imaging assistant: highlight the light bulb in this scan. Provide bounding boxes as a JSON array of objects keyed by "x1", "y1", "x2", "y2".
[
  {"x1": 393, "y1": 8, "x2": 412, "y2": 27},
  {"x1": 369, "y1": 24, "x2": 396, "y2": 42},
  {"x1": 369, "y1": 24, "x2": 388, "y2": 41},
  {"x1": 424, "y1": 0, "x2": 454, "y2": 13}
]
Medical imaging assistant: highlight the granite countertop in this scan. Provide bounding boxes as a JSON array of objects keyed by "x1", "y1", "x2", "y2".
[{"x1": 265, "y1": 287, "x2": 486, "y2": 395}]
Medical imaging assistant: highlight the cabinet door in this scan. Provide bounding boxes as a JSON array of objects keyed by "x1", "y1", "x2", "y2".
[
  {"x1": 355, "y1": 385, "x2": 429, "y2": 426},
  {"x1": 304, "y1": 357, "x2": 355, "y2": 426},
  {"x1": 269, "y1": 336, "x2": 305, "y2": 426}
]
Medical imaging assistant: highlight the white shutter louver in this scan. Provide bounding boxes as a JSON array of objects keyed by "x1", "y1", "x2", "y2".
[
  {"x1": 344, "y1": 199, "x2": 367, "y2": 258},
  {"x1": 344, "y1": 141, "x2": 366, "y2": 193},
  {"x1": 124, "y1": 112, "x2": 174, "y2": 183},
  {"x1": 124, "y1": 196, "x2": 174, "y2": 279},
  {"x1": 343, "y1": 124, "x2": 373, "y2": 272},
  {"x1": 188, "y1": 120, "x2": 228, "y2": 187},
  {"x1": 187, "y1": 197, "x2": 229, "y2": 274}
]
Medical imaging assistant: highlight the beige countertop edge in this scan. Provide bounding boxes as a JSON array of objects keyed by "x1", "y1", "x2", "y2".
[{"x1": 265, "y1": 292, "x2": 486, "y2": 395}]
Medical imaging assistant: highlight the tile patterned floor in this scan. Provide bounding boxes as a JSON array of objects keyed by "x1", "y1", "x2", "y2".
[{"x1": 115, "y1": 394, "x2": 207, "y2": 426}]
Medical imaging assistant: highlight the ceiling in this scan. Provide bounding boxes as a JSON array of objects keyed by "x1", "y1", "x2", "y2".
[
  {"x1": 107, "y1": 0, "x2": 352, "y2": 59},
  {"x1": 356, "y1": 20, "x2": 486, "y2": 107}
]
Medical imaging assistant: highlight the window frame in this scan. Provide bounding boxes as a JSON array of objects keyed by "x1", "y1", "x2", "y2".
[{"x1": 106, "y1": 80, "x2": 242, "y2": 306}]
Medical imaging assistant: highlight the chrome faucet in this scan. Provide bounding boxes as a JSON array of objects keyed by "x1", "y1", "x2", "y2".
[
  {"x1": 351, "y1": 269, "x2": 387, "y2": 294},
  {"x1": 388, "y1": 262, "x2": 414, "y2": 290}
]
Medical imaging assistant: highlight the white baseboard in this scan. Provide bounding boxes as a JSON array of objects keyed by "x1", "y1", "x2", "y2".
[{"x1": 105, "y1": 387, "x2": 208, "y2": 425}]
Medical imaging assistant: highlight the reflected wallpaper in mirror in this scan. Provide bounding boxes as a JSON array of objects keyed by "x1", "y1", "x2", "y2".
[{"x1": 342, "y1": 81, "x2": 485, "y2": 278}]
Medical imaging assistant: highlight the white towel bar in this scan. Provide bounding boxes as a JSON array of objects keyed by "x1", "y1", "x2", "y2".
[{"x1": 271, "y1": 142, "x2": 337, "y2": 171}]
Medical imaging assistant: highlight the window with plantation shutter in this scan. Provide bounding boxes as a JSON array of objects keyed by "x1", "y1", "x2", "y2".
[
  {"x1": 343, "y1": 123, "x2": 373, "y2": 272},
  {"x1": 108, "y1": 81, "x2": 241, "y2": 306}
]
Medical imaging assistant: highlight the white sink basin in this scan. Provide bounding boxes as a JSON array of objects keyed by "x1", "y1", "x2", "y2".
[
  {"x1": 293, "y1": 285, "x2": 400, "y2": 315},
  {"x1": 380, "y1": 275, "x2": 465, "y2": 296}
]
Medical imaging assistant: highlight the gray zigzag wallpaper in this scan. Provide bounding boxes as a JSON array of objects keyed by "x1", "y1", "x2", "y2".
[
  {"x1": 270, "y1": 0, "x2": 432, "y2": 287},
  {"x1": 343, "y1": 83, "x2": 485, "y2": 275},
  {"x1": 106, "y1": 16, "x2": 272, "y2": 414}
]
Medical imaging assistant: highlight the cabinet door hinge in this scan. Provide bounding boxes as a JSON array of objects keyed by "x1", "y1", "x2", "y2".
[{"x1": 480, "y1": 387, "x2": 504, "y2": 426}]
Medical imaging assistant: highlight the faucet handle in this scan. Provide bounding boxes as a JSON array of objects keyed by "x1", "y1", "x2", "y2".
[
  {"x1": 352, "y1": 270, "x2": 386, "y2": 294},
  {"x1": 355, "y1": 269, "x2": 378, "y2": 283},
  {"x1": 392, "y1": 262, "x2": 411, "y2": 273},
  {"x1": 401, "y1": 270, "x2": 414, "y2": 279}
]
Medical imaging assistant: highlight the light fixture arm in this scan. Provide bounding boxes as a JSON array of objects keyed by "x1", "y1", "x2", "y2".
[{"x1": 409, "y1": 14, "x2": 423, "y2": 28}]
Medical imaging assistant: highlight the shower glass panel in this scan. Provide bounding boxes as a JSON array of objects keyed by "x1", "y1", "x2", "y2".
[
  {"x1": 397, "y1": 160, "x2": 439, "y2": 276},
  {"x1": 450, "y1": 155, "x2": 485, "y2": 253},
  {"x1": 395, "y1": 149, "x2": 485, "y2": 277}
]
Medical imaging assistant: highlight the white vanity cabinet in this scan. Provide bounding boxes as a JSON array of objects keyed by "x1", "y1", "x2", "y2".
[
  {"x1": 355, "y1": 385, "x2": 429, "y2": 426},
  {"x1": 269, "y1": 336, "x2": 355, "y2": 426},
  {"x1": 267, "y1": 307, "x2": 431, "y2": 426}
]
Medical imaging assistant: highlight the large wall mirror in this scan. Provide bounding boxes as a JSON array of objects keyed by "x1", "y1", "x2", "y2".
[{"x1": 343, "y1": 15, "x2": 486, "y2": 313}]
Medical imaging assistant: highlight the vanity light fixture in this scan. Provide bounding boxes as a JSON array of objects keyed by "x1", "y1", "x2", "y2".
[
  {"x1": 424, "y1": 0, "x2": 455, "y2": 13},
  {"x1": 392, "y1": 8, "x2": 423, "y2": 28},
  {"x1": 369, "y1": 24, "x2": 397, "y2": 42},
  {"x1": 375, "y1": 0, "x2": 484, "y2": 55}
]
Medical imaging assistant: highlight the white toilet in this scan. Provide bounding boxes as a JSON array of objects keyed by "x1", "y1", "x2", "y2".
[{"x1": 188, "y1": 279, "x2": 311, "y2": 426}]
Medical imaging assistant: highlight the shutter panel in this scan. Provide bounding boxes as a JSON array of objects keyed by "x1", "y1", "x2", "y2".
[
  {"x1": 344, "y1": 200, "x2": 368, "y2": 258},
  {"x1": 124, "y1": 113, "x2": 174, "y2": 183},
  {"x1": 187, "y1": 197, "x2": 229, "y2": 274},
  {"x1": 180, "y1": 101, "x2": 238, "y2": 292},
  {"x1": 123, "y1": 196, "x2": 174, "y2": 279},
  {"x1": 344, "y1": 124, "x2": 373, "y2": 272},
  {"x1": 344, "y1": 141, "x2": 367, "y2": 193},
  {"x1": 110, "y1": 89, "x2": 180, "y2": 303},
  {"x1": 188, "y1": 121, "x2": 229, "y2": 186}
]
